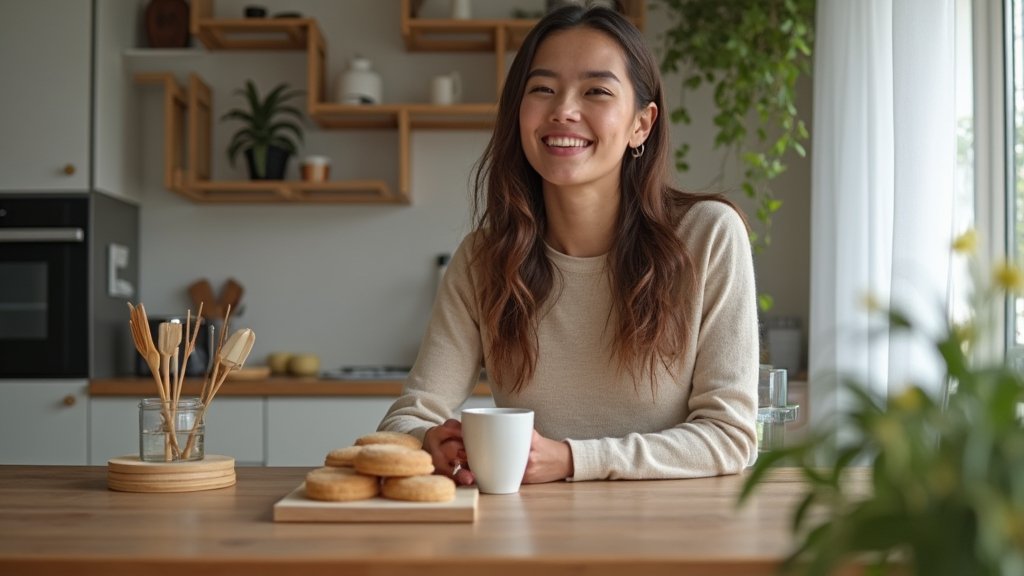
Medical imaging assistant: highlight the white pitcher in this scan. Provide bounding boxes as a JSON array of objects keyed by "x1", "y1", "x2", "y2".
[{"x1": 431, "y1": 71, "x2": 462, "y2": 105}]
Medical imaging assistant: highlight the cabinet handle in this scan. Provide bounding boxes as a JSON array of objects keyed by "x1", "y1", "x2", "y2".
[
  {"x1": 63, "y1": 395, "x2": 76, "y2": 407},
  {"x1": 63, "y1": 164, "x2": 76, "y2": 175}
]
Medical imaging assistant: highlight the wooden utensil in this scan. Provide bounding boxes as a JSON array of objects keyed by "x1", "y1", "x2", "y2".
[
  {"x1": 220, "y1": 278, "x2": 244, "y2": 313},
  {"x1": 184, "y1": 325, "x2": 255, "y2": 458},
  {"x1": 157, "y1": 322, "x2": 183, "y2": 459},
  {"x1": 128, "y1": 303, "x2": 178, "y2": 461},
  {"x1": 188, "y1": 279, "x2": 221, "y2": 319}
]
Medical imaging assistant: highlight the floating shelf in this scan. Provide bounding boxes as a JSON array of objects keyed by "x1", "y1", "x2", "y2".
[
  {"x1": 135, "y1": 72, "x2": 407, "y2": 204},
  {"x1": 191, "y1": 0, "x2": 314, "y2": 50},
  {"x1": 137, "y1": 0, "x2": 644, "y2": 205},
  {"x1": 399, "y1": 1, "x2": 645, "y2": 53},
  {"x1": 309, "y1": 103, "x2": 497, "y2": 130},
  {"x1": 185, "y1": 180, "x2": 402, "y2": 204}
]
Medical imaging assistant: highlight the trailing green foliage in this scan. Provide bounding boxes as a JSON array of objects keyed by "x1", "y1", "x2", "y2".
[
  {"x1": 656, "y1": 0, "x2": 814, "y2": 309},
  {"x1": 222, "y1": 81, "x2": 304, "y2": 178}
]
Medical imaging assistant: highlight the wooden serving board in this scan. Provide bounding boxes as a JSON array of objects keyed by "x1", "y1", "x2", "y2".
[
  {"x1": 273, "y1": 483, "x2": 478, "y2": 523},
  {"x1": 107, "y1": 455, "x2": 236, "y2": 493}
]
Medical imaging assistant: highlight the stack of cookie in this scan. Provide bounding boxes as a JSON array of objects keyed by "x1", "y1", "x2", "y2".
[{"x1": 304, "y1": 431, "x2": 456, "y2": 503}]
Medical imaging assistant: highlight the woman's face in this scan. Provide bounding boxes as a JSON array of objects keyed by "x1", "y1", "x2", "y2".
[{"x1": 519, "y1": 27, "x2": 652, "y2": 194}]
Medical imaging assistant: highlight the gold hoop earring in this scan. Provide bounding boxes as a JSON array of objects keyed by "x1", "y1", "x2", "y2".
[{"x1": 631, "y1": 143, "x2": 645, "y2": 159}]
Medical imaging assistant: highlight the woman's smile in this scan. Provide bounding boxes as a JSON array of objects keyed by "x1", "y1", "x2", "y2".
[{"x1": 519, "y1": 27, "x2": 646, "y2": 194}]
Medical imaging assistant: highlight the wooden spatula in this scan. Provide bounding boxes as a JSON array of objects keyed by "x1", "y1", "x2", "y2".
[
  {"x1": 220, "y1": 278, "x2": 245, "y2": 313},
  {"x1": 188, "y1": 279, "x2": 221, "y2": 318}
]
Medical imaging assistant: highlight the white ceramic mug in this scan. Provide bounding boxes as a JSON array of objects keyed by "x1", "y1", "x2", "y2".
[
  {"x1": 431, "y1": 71, "x2": 462, "y2": 105},
  {"x1": 451, "y1": 0, "x2": 471, "y2": 19},
  {"x1": 461, "y1": 407, "x2": 534, "y2": 494}
]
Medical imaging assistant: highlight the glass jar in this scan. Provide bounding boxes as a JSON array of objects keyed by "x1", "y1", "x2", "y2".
[{"x1": 138, "y1": 397, "x2": 204, "y2": 462}]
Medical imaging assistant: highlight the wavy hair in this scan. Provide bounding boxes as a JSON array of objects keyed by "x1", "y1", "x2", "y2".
[{"x1": 472, "y1": 5, "x2": 735, "y2": 394}]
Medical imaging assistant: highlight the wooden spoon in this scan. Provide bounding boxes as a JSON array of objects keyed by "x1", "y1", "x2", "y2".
[
  {"x1": 157, "y1": 322, "x2": 183, "y2": 458},
  {"x1": 128, "y1": 303, "x2": 178, "y2": 460},
  {"x1": 184, "y1": 327, "x2": 255, "y2": 458}
]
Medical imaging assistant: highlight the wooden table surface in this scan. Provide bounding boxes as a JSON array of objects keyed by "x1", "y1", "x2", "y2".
[{"x1": 0, "y1": 465, "x2": 853, "y2": 576}]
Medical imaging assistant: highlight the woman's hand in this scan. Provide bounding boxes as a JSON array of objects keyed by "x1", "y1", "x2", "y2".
[
  {"x1": 422, "y1": 419, "x2": 475, "y2": 486},
  {"x1": 522, "y1": 430, "x2": 574, "y2": 484}
]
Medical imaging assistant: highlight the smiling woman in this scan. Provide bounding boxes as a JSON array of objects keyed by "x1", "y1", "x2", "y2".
[{"x1": 377, "y1": 5, "x2": 760, "y2": 487}]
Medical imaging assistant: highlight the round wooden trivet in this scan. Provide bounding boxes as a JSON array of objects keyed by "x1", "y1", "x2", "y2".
[{"x1": 106, "y1": 455, "x2": 236, "y2": 493}]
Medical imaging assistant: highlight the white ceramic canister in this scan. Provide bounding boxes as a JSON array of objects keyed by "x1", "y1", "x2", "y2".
[{"x1": 337, "y1": 56, "x2": 382, "y2": 105}]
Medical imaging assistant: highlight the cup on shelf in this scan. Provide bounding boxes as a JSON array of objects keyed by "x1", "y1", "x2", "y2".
[
  {"x1": 431, "y1": 71, "x2": 462, "y2": 105},
  {"x1": 451, "y1": 0, "x2": 472, "y2": 19},
  {"x1": 301, "y1": 156, "x2": 331, "y2": 182}
]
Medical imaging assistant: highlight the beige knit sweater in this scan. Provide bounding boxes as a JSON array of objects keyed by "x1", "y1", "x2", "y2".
[{"x1": 378, "y1": 200, "x2": 759, "y2": 481}]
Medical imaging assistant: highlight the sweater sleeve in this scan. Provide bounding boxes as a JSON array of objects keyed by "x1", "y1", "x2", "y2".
[
  {"x1": 565, "y1": 203, "x2": 760, "y2": 480},
  {"x1": 376, "y1": 235, "x2": 485, "y2": 441}
]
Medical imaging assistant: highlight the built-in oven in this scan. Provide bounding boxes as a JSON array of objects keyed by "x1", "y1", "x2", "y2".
[{"x1": 0, "y1": 196, "x2": 88, "y2": 377}]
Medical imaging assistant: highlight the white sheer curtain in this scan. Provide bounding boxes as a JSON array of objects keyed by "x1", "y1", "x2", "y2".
[{"x1": 809, "y1": 0, "x2": 956, "y2": 428}]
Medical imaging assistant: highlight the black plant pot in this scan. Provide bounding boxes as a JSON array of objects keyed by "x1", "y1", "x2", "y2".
[{"x1": 245, "y1": 145, "x2": 291, "y2": 180}]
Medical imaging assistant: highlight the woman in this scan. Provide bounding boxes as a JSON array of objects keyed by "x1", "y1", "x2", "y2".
[{"x1": 378, "y1": 5, "x2": 758, "y2": 484}]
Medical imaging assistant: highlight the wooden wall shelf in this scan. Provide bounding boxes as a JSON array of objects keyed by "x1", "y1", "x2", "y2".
[
  {"x1": 190, "y1": 0, "x2": 313, "y2": 50},
  {"x1": 309, "y1": 103, "x2": 497, "y2": 130},
  {"x1": 186, "y1": 180, "x2": 402, "y2": 204},
  {"x1": 138, "y1": 0, "x2": 644, "y2": 205},
  {"x1": 135, "y1": 72, "x2": 407, "y2": 204},
  {"x1": 399, "y1": 1, "x2": 646, "y2": 53}
]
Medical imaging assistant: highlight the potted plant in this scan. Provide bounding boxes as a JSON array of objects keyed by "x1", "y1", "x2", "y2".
[
  {"x1": 221, "y1": 80, "x2": 304, "y2": 180},
  {"x1": 655, "y1": 0, "x2": 815, "y2": 310},
  {"x1": 741, "y1": 230, "x2": 1024, "y2": 575}
]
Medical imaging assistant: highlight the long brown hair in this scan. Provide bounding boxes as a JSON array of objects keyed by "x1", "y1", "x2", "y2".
[{"x1": 472, "y1": 6, "x2": 732, "y2": 393}]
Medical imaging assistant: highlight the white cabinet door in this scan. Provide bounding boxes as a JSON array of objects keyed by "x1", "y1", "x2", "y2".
[
  {"x1": 266, "y1": 397, "x2": 395, "y2": 466},
  {"x1": 0, "y1": 1, "x2": 91, "y2": 191},
  {"x1": 0, "y1": 380, "x2": 88, "y2": 464},
  {"x1": 203, "y1": 398, "x2": 265, "y2": 466},
  {"x1": 90, "y1": 397, "x2": 266, "y2": 466},
  {"x1": 266, "y1": 395, "x2": 496, "y2": 467}
]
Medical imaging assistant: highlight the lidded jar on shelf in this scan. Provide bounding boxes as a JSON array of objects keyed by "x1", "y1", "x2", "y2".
[{"x1": 337, "y1": 55, "x2": 382, "y2": 105}]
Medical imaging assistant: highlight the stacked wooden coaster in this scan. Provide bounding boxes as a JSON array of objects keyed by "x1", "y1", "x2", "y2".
[{"x1": 107, "y1": 454, "x2": 236, "y2": 493}]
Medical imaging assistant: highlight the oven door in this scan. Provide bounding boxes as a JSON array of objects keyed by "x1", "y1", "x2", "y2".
[{"x1": 0, "y1": 197, "x2": 88, "y2": 377}]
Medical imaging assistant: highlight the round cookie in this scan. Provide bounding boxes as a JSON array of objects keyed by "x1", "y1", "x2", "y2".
[
  {"x1": 353, "y1": 444, "x2": 434, "y2": 477},
  {"x1": 382, "y1": 475, "x2": 456, "y2": 503},
  {"x1": 324, "y1": 446, "x2": 362, "y2": 467},
  {"x1": 304, "y1": 467, "x2": 379, "y2": 502},
  {"x1": 354, "y1": 431, "x2": 422, "y2": 450}
]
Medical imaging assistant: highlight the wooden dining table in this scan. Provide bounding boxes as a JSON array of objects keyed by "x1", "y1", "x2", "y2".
[{"x1": 0, "y1": 465, "x2": 860, "y2": 576}]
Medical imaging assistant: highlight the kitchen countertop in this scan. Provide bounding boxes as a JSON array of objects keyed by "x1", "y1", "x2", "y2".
[
  {"x1": 0, "y1": 465, "x2": 864, "y2": 575},
  {"x1": 89, "y1": 377, "x2": 492, "y2": 397}
]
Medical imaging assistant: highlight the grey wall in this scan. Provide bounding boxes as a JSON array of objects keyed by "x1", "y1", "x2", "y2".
[{"x1": 128, "y1": 0, "x2": 811, "y2": 373}]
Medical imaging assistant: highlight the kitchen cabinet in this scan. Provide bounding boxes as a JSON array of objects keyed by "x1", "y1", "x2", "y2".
[
  {"x1": 1, "y1": 1, "x2": 139, "y2": 201},
  {"x1": 137, "y1": 0, "x2": 644, "y2": 203},
  {"x1": 0, "y1": 380, "x2": 88, "y2": 464},
  {"x1": 0, "y1": 2, "x2": 91, "y2": 191},
  {"x1": 89, "y1": 397, "x2": 265, "y2": 466},
  {"x1": 265, "y1": 395, "x2": 494, "y2": 466}
]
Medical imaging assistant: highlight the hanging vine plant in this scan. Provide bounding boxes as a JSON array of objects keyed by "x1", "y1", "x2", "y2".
[{"x1": 656, "y1": 0, "x2": 815, "y2": 311}]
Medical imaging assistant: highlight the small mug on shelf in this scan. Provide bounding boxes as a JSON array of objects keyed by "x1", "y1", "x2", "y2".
[
  {"x1": 431, "y1": 71, "x2": 462, "y2": 105},
  {"x1": 301, "y1": 156, "x2": 331, "y2": 182}
]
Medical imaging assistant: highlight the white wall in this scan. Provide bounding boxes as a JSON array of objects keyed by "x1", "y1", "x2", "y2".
[{"x1": 131, "y1": 0, "x2": 811, "y2": 372}]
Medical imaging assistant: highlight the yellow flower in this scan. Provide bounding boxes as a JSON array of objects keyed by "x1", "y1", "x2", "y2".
[
  {"x1": 891, "y1": 386, "x2": 924, "y2": 412},
  {"x1": 860, "y1": 292, "x2": 882, "y2": 312},
  {"x1": 951, "y1": 229, "x2": 978, "y2": 254},
  {"x1": 992, "y1": 260, "x2": 1024, "y2": 294}
]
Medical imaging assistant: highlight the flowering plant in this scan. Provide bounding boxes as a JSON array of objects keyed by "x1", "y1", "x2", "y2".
[{"x1": 741, "y1": 230, "x2": 1024, "y2": 575}]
